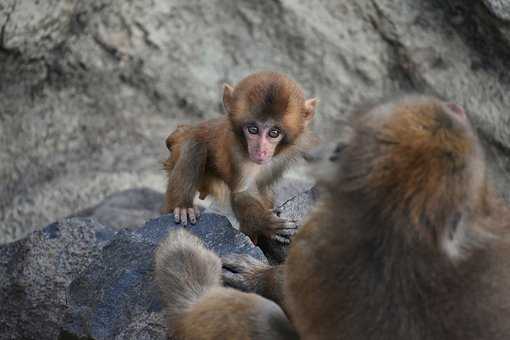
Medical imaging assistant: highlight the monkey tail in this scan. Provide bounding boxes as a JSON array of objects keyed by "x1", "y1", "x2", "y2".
[{"x1": 154, "y1": 228, "x2": 222, "y2": 324}]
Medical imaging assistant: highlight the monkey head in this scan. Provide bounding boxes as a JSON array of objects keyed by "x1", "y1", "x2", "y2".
[
  {"x1": 223, "y1": 71, "x2": 317, "y2": 165},
  {"x1": 339, "y1": 95, "x2": 485, "y2": 251}
]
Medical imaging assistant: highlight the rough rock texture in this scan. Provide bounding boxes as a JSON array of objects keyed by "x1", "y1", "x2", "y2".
[
  {"x1": 70, "y1": 177, "x2": 317, "y2": 263},
  {"x1": 261, "y1": 178, "x2": 318, "y2": 264},
  {"x1": 71, "y1": 188, "x2": 165, "y2": 230},
  {"x1": 61, "y1": 213, "x2": 265, "y2": 340},
  {"x1": 0, "y1": 181, "x2": 315, "y2": 339},
  {"x1": 70, "y1": 178, "x2": 315, "y2": 232},
  {"x1": 2, "y1": 0, "x2": 510, "y2": 242},
  {"x1": 481, "y1": 0, "x2": 510, "y2": 21},
  {"x1": 0, "y1": 218, "x2": 116, "y2": 340}
]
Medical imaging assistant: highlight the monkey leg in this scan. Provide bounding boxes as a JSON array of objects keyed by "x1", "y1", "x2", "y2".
[
  {"x1": 163, "y1": 140, "x2": 207, "y2": 226},
  {"x1": 231, "y1": 191, "x2": 298, "y2": 245}
]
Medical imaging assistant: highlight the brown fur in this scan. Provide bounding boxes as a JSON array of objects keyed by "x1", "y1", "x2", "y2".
[
  {"x1": 284, "y1": 94, "x2": 510, "y2": 339},
  {"x1": 222, "y1": 254, "x2": 286, "y2": 308},
  {"x1": 154, "y1": 228, "x2": 298, "y2": 340},
  {"x1": 224, "y1": 72, "x2": 309, "y2": 144},
  {"x1": 162, "y1": 71, "x2": 317, "y2": 260},
  {"x1": 223, "y1": 94, "x2": 510, "y2": 340}
]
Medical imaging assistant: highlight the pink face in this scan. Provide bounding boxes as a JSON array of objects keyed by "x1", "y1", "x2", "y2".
[{"x1": 243, "y1": 122, "x2": 284, "y2": 164}]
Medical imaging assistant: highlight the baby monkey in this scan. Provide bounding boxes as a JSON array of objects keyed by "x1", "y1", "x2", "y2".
[
  {"x1": 162, "y1": 71, "x2": 318, "y2": 247},
  {"x1": 223, "y1": 94, "x2": 510, "y2": 339}
]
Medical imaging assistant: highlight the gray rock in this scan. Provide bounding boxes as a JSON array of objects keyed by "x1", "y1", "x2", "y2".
[
  {"x1": 71, "y1": 188, "x2": 165, "y2": 230},
  {"x1": 61, "y1": 213, "x2": 266, "y2": 340},
  {"x1": 0, "y1": 176, "x2": 316, "y2": 339},
  {"x1": 258, "y1": 180, "x2": 319, "y2": 264},
  {"x1": 2, "y1": 0, "x2": 510, "y2": 243},
  {"x1": 481, "y1": 0, "x2": 510, "y2": 21},
  {"x1": 0, "y1": 218, "x2": 116, "y2": 340},
  {"x1": 69, "y1": 178, "x2": 316, "y2": 265}
]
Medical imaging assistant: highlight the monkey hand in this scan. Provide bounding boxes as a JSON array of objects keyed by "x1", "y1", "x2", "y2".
[
  {"x1": 173, "y1": 206, "x2": 201, "y2": 226},
  {"x1": 262, "y1": 214, "x2": 298, "y2": 244},
  {"x1": 221, "y1": 254, "x2": 270, "y2": 292}
]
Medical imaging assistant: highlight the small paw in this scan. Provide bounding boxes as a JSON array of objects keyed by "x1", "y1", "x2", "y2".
[
  {"x1": 173, "y1": 206, "x2": 201, "y2": 226},
  {"x1": 221, "y1": 254, "x2": 268, "y2": 291},
  {"x1": 268, "y1": 217, "x2": 298, "y2": 244}
]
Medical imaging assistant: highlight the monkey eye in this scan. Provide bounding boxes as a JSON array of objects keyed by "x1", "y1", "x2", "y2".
[
  {"x1": 268, "y1": 128, "x2": 281, "y2": 138},
  {"x1": 247, "y1": 126, "x2": 259, "y2": 135}
]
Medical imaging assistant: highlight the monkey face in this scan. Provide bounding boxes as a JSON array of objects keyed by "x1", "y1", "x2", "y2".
[
  {"x1": 223, "y1": 72, "x2": 317, "y2": 154},
  {"x1": 242, "y1": 120, "x2": 284, "y2": 164}
]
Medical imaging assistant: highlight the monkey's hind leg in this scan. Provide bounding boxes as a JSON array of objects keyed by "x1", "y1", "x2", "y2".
[{"x1": 163, "y1": 140, "x2": 207, "y2": 226}]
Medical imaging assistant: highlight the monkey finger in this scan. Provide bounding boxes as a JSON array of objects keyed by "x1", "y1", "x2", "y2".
[
  {"x1": 271, "y1": 234, "x2": 291, "y2": 244},
  {"x1": 194, "y1": 207, "x2": 201, "y2": 219},
  {"x1": 188, "y1": 208, "x2": 196, "y2": 224},
  {"x1": 222, "y1": 254, "x2": 264, "y2": 273},
  {"x1": 221, "y1": 270, "x2": 251, "y2": 291},
  {"x1": 221, "y1": 255, "x2": 246, "y2": 273},
  {"x1": 174, "y1": 208, "x2": 181, "y2": 223},
  {"x1": 276, "y1": 228, "x2": 298, "y2": 237},
  {"x1": 268, "y1": 208, "x2": 282, "y2": 217},
  {"x1": 272, "y1": 220, "x2": 298, "y2": 230},
  {"x1": 180, "y1": 208, "x2": 188, "y2": 226}
]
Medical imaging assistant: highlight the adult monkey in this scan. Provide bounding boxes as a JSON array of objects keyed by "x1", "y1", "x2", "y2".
[
  {"x1": 162, "y1": 71, "x2": 318, "y2": 252},
  {"x1": 223, "y1": 94, "x2": 510, "y2": 339}
]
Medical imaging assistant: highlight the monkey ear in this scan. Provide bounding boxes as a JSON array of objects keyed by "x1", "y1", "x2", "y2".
[
  {"x1": 446, "y1": 102, "x2": 466, "y2": 118},
  {"x1": 304, "y1": 98, "x2": 319, "y2": 124},
  {"x1": 223, "y1": 84, "x2": 235, "y2": 113}
]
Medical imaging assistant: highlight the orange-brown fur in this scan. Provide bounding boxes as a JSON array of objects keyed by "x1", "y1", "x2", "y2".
[{"x1": 162, "y1": 71, "x2": 317, "y2": 260}]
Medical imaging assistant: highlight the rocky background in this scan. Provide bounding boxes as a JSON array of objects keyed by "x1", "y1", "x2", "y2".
[
  {"x1": 2, "y1": 1, "x2": 510, "y2": 339},
  {"x1": 0, "y1": 180, "x2": 315, "y2": 339},
  {"x1": 1, "y1": 0, "x2": 510, "y2": 242}
]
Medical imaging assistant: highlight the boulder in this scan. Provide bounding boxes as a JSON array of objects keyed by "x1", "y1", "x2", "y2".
[
  {"x1": 71, "y1": 188, "x2": 165, "y2": 230},
  {"x1": 0, "y1": 177, "x2": 316, "y2": 339},
  {"x1": 0, "y1": 218, "x2": 116, "y2": 340},
  {"x1": 61, "y1": 213, "x2": 266, "y2": 340}
]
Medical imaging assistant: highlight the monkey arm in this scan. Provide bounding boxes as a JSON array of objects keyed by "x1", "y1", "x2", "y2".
[
  {"x1": 163, "y1": 140, "x2": 207, "y2": 225},
  {"x1": 222, "y1": 254, "x2": 286, "y2": 309},
  {"x1": 231, "y1": 191, "x2": 297, "y2": 244}
]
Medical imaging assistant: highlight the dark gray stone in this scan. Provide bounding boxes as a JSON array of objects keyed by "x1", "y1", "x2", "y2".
[
  {"x1": 0, "y1": 178, "x2": 316, "y2": 339},
  {"x1": 0, "y1": 218, "x2": 116, "y2": 340},
  {"x1": 61, "y1": 213, "x2": 266, "y2": 340},
  {"x1": 261, "y1": 183, "x2": 319, "y2": 264}
]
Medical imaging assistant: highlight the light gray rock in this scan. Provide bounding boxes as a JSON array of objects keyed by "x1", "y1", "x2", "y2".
[
  {"x1": 482, "y1": 0, "x2": 510, "y2": 21},
  {"x1": 2, "y1": 0, "x2": 510, "y2": 243},
  {"x1": 71, "y1": 187, "x2": 165, "y2": 230}
]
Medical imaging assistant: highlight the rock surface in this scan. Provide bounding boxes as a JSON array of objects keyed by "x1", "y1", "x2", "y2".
[
  {"x1": 0, "y1": 218, "x2": 116, "y2": 340},
  {"x1": 2, "y1": 0, "x2": 510, "y2": 243},
  {"x1": 61, "y1": 213, "x2": 265, "y2": 340},
  {"x1": 71, "y1": 188, "x2": 165, "y2": 230},
  {"x1": 0, "y1": 181, "x2": 315, "y2": 339}
]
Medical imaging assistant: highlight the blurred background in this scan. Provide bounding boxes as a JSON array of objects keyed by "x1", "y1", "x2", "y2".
[{"x1": 1, "y1": 0, "x2": 510, "y2": 243}]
